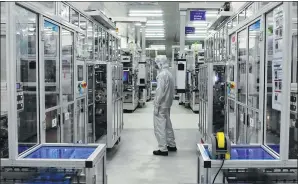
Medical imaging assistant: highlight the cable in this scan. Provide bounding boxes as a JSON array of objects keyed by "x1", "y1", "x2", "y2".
[{"x1": 212, "y1": 158, "x2": 225, "y2": 184}]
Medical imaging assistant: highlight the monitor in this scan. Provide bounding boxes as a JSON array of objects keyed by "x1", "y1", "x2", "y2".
[{"x1": 123, "y1": 70, "x2": 129, "y2": 82}]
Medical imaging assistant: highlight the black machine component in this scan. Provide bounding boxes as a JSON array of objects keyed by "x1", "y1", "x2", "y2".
[
  {"x1": 94, "y1": 64, "x2": 107, "y2": 141},
  {"x1": 0, "y1": 115, "x2": 8, "y2": 158},
  {"x1": 213, "y1": 65, "x2": 226, "y2": 132}
]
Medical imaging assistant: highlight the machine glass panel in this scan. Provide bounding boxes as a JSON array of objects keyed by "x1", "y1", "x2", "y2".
[
  {"x1": 227, "y1": 99, "x2": 236, "y2": 143},
  {"x1": 79, "y1": 16, "x2": 87, "y2": 32},
  {"x1": 238, "y1": 9, "x2": 246, "y2": 23},
  {"x1": 33, "y1": 2, "x2": 56, "y2": 15},
  {"x1": 247, "y1": 109, "x2": 259, "y2": 144},
  {"x1": 94, "y1": 25, "x2": 99, "y2": 60},
  {"x1": 70, "y1": 9, "x2": 79, "y2": 27},
  {"x1": 95, "y1": 64, "x2": 107, "y2": 141},
  {"x1": 43, "y1": 20, "x2": 60, "y2": 109},
  {"x1": 1, "y1": 2, "x2": 8, "y2": 158},
  {"x1": 61, "y1": 29, "x2": 74, "y2": 102},
  {"x1": 236, "y1": 104, "x2": 246, "y2": 144},
  {"x1": 99, "y1": 27, "x2": 103, "y2": 61},
  {"x1": 289, "y1": 3, "x2": 298, "y2": 159},
  {"x1": 59, "y1": 2, "x2": 70, "y2": 22},
  {"x1": 264, "y1": 7, "x2": 281, "y2": 149},
  {"x1": 88, "y1": 65, "x2": 94, "y2": 105},
  {"x1": 45, "y1": 108, "x2": 61, "y2": 143},
  {"x1": 237, "y1": 29, "x2": 247, "y2": 104},
  {"x1": 87, "y1": 20, "x2": 93, "y2": 60},
  {"x1": 15, "y1": 6, "x2": 39, "y2": 153},
  {"x1": 63, "y1": 103, "x2": 74, "y2": 143},
  {"x1": 76, "y1": 98, "x2": 86, "y2": 143},
  {"x1": 77, "y1": 33, "x2": 86, "y2": 59},
  {"x1": 248, "y1": 20, "x2": 261, "y2": 108}
]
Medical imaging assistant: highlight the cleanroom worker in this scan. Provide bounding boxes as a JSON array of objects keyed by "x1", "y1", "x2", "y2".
[{"x1": 153, "y1": 55, "x2": 177, "y2": 156}]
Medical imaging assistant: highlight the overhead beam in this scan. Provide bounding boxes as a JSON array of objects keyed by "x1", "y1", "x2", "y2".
[
  {"x1": 179, "y1": 2, "x2": 224, "y2": 11},
  {"x1": 112, "y1": 17, "x2": 147, "y2": 23}
]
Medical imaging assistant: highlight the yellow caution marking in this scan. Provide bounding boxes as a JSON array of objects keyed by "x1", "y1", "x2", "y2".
[{"x1": 216, "y1": 132, "x2": 225, "y2": 149}]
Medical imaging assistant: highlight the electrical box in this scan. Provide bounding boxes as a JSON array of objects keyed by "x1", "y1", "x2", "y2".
[
  {"x1": 176, "y1": 59, "x2": 186, "y2": 93},
  {"x1": 137, "y1": 63, "x2": 147, "y2": 86}
]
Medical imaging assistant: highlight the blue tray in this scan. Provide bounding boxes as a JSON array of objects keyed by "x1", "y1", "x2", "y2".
[
  {"x1": 25, "y1": 146, "x2": 96, "y2": 159},
  {"x1": 204, "y1": 145, "x2": 276, "y2": 160},
  {"x1": 267, "y1": 144, "x2": 280, "y2": 153}
]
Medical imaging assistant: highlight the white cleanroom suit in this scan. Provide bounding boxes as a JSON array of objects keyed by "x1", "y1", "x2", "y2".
[{"x1": 153, "y1": 55, "x2": 177, "y2": 155}]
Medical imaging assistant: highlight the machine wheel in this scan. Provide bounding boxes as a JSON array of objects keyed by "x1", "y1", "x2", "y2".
[{"x1": 116, "y1": 137, "x2": 121, "y2": 145}]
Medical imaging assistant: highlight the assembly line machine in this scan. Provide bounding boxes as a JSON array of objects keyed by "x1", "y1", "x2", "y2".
[
  {"x1": 0, "y1": 1, "x2": 123, "y2": 182},
  {"x1": 180, "y1": 1, "x2": 298, "y2": 183}
]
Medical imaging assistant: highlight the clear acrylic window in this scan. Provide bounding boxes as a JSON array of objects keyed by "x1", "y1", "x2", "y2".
[
  {"x1": 59, "y1": 3, "x2": 70, "y2": 22},
  {"x1": 70, "y1": 9, "x2": 79, "y2": 26}
]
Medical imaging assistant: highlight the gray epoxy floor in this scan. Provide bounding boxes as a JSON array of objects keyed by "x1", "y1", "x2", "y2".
[{"x1": 106, "y1": 100, "x2": 199, "y2": 184}]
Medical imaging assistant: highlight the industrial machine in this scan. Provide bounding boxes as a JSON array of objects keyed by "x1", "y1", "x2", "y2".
[
  {"x1": 198, "y1": 63, "x2": 226, "y2": 143},
  {"x1": 184, "y1": 44, "x2": 205, "y2": 112},
  {"x1": 121, "y1": 49, "x2": 139, "y2": 112},
  {"x1": 1, "y1": 2, "x2": 115, "y2": 183},
  {"x1": 94, "y1": 61, "x2": 123, "y2": 148},
  {"x1": 137, "y1": 57, "x2": 151, "y2": 107}
]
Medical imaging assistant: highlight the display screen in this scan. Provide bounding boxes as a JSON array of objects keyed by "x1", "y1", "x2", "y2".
[{"x1": 123, "y1": 70, "x2": 129, "y2": 82}]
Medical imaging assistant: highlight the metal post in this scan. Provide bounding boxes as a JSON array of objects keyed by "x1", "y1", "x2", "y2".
[
  {"x1": 280, "y1": 2, "x2": 292, "y2": 161},
  {"x1": 259, "y1": 14, "x2": 266, "y2": 144},
  {"x1": 180, "y1": 10, "x2": 186, "y2": 57},
  {"x1": 6, "y1": 2, "x2": 18, "y2": 160},
  {"x1": 207, "y1": 63, "x2": 214, "y2": 138},
  {"x1": 141, "y1": 24, "x2": 146, "y2": 56}
]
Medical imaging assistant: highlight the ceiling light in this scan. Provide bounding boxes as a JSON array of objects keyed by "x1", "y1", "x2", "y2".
[
  {"x1": 135, "y1": 23, "x2": 141, "y2": 26},
  {"x1": 145, "y1": 35, "x2": 165, "y2": 38},
  {"x1": 194, "y1": 30, "x2": 207, "y2": 33},
  {"x1": 147, "y1": 20, "x2": 164, "y2": 23},
  {"x1": 146, "y1": 34, "x2": 165, "y2": 36},
  {"x1": 129, "y1": 10, "x2": 163, "y2": 14},
  {"x1": 145, "y1": 30, "x2": 165, "y2": 33},
  {"x1": 146, "y1": 23, "x2": 164, "y2": 26},
  {"x1": 129, "y1": 13, "x2": 163, "y2": 17},
  {"x1": 141, "y1": 28, "x2": 165, "y2": 32}
]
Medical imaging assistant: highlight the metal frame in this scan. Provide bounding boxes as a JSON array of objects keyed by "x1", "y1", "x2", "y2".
[
  {"x1": 200, "y1": 0, "x2": 296, "y2": 170},
  {"x1": 6, "y1": 143, "x2": 107, "y2": 184},
  {"x1": 1, "y1": 1, "x2": 120, "y2": 163},
  {"x1": 197, "y1": 143, "x2": 297, "y2": 184}
]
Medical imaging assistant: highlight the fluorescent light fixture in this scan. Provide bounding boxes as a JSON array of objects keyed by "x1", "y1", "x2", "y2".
[
  {"x1": 146, "y1": 23, "x2": 164, "y2": 26},
  {"x1": 147, "y1": 20, "x2": 164, "y2": 23},
  {"x1": 145, "y1": 30, "x2": 165, "y2": 33},
  {"x1": 194, "y1": 30, "x2": 207, "y2": 33},
  {"x1": 135, "y1": 23, "x2": 141, "y2": 26},
  {"x1": 146, "y1": 34, "x2": 165, "y2": 36},
  {"x1": 129, "y1": 10, "x2": 163, "y2": 14},
  {"x1": 142, "y1": 28, "x2": 164, "y2": 30},
  {"x1": 129, "y1": 13, "x2": 163, "y2": 17},
  {"x1": 186, "y1": 35, "x2": 206, "y2": 38},
  {"x1": 146, "y1": 35, "x2": 165, "y2": 38}
]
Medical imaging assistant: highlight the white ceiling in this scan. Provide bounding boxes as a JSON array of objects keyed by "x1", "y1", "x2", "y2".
[{"x1": 84, "y1": 2, "x2": 225, "y2": 57}]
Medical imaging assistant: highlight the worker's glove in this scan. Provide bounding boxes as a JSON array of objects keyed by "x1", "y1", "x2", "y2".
[{"x1": 154, "y1": 106, "x2": 159, "y2": 116}]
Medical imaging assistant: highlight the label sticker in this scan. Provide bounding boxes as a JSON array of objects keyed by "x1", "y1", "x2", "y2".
[
  {"x1": 250, "y1": 118, "x2": 254, "y2": 127},
  {"x1": 65, "y1": 112, "x2": 69, "y2": 120},
  {"x1": 52, "y1": 118, "x2": 57, "y2": 128},
  {"x1": 240, "y1": 114, "x2": 244, "y2": 122}
]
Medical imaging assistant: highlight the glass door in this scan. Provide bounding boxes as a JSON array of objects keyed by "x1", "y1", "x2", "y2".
[
  {"x1": 87, "y1": 64, "x2": 95, "y2": 143},
  {"x1": 61, "y1": 28, "x2": 75, "y2": 143},
  {"x1": 42, "y1": 19, "x2": 61, "y2": 143}
]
